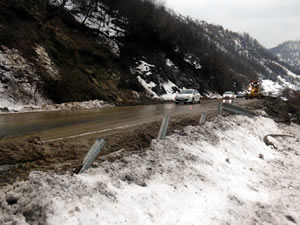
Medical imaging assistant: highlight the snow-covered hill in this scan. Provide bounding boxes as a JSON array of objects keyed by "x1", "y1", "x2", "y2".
[
  {"x1": 197, "y1": 23, "x2": 300, "y2": 94},
  {"x1": 0, "y1": 0, "x2": 300, "y2": 112},
  {"x1": 1, "y1": 114, "x2": 299, "y2": 224},
  {"x1": 270, "y1": 40, "x2": 300, "y2": 70}
]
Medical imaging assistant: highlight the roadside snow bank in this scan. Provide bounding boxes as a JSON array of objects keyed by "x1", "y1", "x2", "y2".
[
  {"x1": 1, "y1": 115, "x2": 299, "y2": 225},
  {"x1": 17, "y1": 100, "x2": 114, "y2": 113}
]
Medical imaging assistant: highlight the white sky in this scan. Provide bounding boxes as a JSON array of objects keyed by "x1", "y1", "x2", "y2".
[{"x1": 165, "y1": 0, "x2": 300, "y2": 48}]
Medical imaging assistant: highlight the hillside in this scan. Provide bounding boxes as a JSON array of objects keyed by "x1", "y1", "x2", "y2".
[
  {"x1": 0, "y1": 0, "x2": 299, "y2": 111},
  {"x1": 269, "y1": 40, "x2": 300, "y2": 72}
]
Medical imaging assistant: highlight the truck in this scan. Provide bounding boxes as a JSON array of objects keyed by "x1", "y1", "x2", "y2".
[{"x1": 245, "y1": 81, "x2": 262, "y2": 99}]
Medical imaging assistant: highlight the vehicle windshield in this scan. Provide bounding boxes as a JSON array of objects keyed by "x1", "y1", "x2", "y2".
[
  {"x1": 224, "y1": 91, "x2": 233, "y2": 95},
  {"x1": 180, "y1": 89, "x2": 193, "y2": 94}
]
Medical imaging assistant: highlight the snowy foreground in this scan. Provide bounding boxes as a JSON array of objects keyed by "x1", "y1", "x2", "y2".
[{"x1": 1, "y1": 114, "x2": 300, "y2": 225}]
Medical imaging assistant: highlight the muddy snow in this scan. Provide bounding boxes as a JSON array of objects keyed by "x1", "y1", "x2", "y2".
[
  {"x1": 0, "y1": 115, "x2": 299, "y2": 225},
  {"x1": 0, "y1": 100, "x2": 113, "y2": 114}
]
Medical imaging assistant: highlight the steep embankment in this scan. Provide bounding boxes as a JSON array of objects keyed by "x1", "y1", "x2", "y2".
[{"x1": 0, "y1": 1, "x2": 152, "y2": 110}]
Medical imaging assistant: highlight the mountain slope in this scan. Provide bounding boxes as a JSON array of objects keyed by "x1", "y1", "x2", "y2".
[
  {"x1": 0, "y1": 0, "x2": 299, "y2": 111},
  {"x1": 270, "y1": 40, "x2": 300, "y2": 72}
]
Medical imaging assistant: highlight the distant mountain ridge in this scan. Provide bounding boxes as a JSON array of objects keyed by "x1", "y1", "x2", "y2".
[{"x1": 270, "y1": 40, "x2": 300, "y2": 71}]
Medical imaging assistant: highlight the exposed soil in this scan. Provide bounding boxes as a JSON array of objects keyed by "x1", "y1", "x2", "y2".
[
  {"x1": 0, "y1": 111, "x2": 217, "y2": 186},
  {"x1": 250, "y1": 95, "x2": 300, "y2": 125}
]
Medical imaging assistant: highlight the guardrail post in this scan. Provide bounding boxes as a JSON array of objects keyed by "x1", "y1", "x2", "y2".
[
  {"x1": 78, "y1": 139, "x2": 106, "y2": 174},
  {"x1": 157, "y1": 116, "x2": 170, "y2": 140},
  {"x1": 217, "y1": 101, "x2": 222, "y2": 115},
  {"x1": 199, "y1": 113, "x2": 207, "y2": 125}
]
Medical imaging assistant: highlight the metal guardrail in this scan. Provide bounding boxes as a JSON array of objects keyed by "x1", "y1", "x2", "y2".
[
  {"x1": 199, "y1": 113, "x2": 207, "y2": 125},
  {"x1": 217, "y1": 102, "x2": 222, "y2": 115},
  {"x1": 78, "y1": 139, "x2": 106, "y2": 174},
  {"x1": 222, "y1": 103, "x2": 256, "y2": 117},
  {"x1": 157, "y1": 116, "x2": 170, "y2": 140}
]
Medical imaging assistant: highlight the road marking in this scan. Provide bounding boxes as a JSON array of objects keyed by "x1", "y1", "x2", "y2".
[{"x1": 43, "y1": 122, "x2": 145, "y2": 143}]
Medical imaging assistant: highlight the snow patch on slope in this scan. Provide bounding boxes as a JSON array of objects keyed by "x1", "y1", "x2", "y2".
[
  {"x1": 133, "y1": 59, "x2": 179, "y2": 99},
  {"x1": 1, "y1": 115, "x2": 299, "y2": 225},
  {"x1": 272, "y1": 61, "x2": 300, "y2": 80},
  {"x1": 270, "y1": 40, "x2": 300, "y2": 69},
  {"x1": 165, "y1": 58, "x2": 178, "y2": 69},
  {"x1": 137, "y1": 76, "x2": 159, "y2": 98},
  {"x1": 184, "y1": 54, "x2": 202, "y2": 69},
  {"x1": 34, "y1": 45, "x2": 59, "y2": 80},
  {"x1": 160, "y1": 80, "x2": 179, "y2": 100},
  {"x1": 0, "y1": 46, "x2": 50, "y2": 111},
  {"x1": 261, "y1": 79, "x2": 284, "y2": 96},
  {"x1": 259, "y1": 59, "x2": 300, "y2": 96},
  {"x1": 56, "y1": 0, "x2": 125, "y2": 56},
  {"x1": 135, "y1": 60, "x2": 155, "y2": 76}
]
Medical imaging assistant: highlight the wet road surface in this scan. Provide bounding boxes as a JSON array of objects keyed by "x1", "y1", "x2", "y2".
[{"x1": 0, "y1": 99, "x2": 252, "y2": 141}]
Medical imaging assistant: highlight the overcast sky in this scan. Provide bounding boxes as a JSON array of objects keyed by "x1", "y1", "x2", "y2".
[{"x1": 165, "y1": 0, "x2": 300, "y2": 48}]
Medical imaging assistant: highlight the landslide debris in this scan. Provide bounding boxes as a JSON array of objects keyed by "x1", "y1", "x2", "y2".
[{"x1": 261, "y1": 95, "x2": 300, "y2": 125}]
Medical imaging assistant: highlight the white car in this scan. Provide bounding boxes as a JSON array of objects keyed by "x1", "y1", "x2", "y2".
[
  {"x1": 175, "y1": 89, "x2": 201, "y2": 104},
  {"x1": 222, "y1": 91, "x2": 234, "y2": 103}
]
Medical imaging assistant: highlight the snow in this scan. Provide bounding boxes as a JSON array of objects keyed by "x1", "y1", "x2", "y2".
[
  {"x1": 272, "y1": 61, "x2": 300, "y2": 80},
  {"x1": 1, "y1": 115, "x2": 299, "y2": 225},
  {"x1": 0, "y1": 46, "x2": 112, "y2": 113},
  {"x1": 34, "y1": 45, "x2": 59, "y2": 80},
  {"x1": 259, "y1": 60, "x2": 300, "y2": 94},
  {"x1": 0, "y1": 99, "x2": 24, "y2": 111},
  {"x1": 136, "y1": 60, "x2": 155, "y2": 76},
  {"x1": 272, "y1": 40, "x2": 300, "y2": 69},
  {"x1": 16, "y1": 100, "x2": 113, "y2": 113},
  {"x1": 160, "y1": 80, "x2": 179, "y2": 100},
  {"x1": 262, "y1": 76, "x2": 300, "y2": 97},
  {"x1": 137, "y1": 76, "x2": 159, "y2": 98},
  {"x1": 73, "y1": 13, "x2": 125, "y2": 38},
  {"x1": 133, "y1": 59, "x2": 179, "y2": 100},
  {"x1": 133, "y1": 60, "x2": 179, "y2": 99},
  {"x1": 165, "y1": 58, "x2": 178, "y2": 69},
  {"x1": 0, "y1": 99, "x2": 113, "y2": 114},
  {"x1": 184, "y1": 54, "x2": 202, "y2": 69},
  {"x1": 0, "y1": 46, "x2": 50, "y2": 111},
  {"x1": 55, "y1": 0, "x2": 125, "y2": 56},
  {"x1": 233, "y1": 39, "x2": 241, "y2": 48},
  {"x1": 203, "y1": 91, "x2": 222, "y2": 99},
  {"x1": 261, "y1": 79, "x2": 285, "y2": 96}
]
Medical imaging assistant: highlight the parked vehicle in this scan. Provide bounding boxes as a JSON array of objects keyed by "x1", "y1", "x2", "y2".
[
  {"x1": 222, "y1": 91, "x2": 234, "y2": 103},
  {"x1": 175, "y1": 89, "x2": 201, "y2": 104}
]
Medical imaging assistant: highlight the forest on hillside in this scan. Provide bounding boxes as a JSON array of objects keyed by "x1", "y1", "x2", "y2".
[{"x1": 1, "y1": 0, "x2": 298, "y2": 106}]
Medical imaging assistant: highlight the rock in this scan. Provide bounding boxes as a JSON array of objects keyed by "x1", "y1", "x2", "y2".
[
  {"x1": 258, "y1": 153, "x2": 264, "y2": 159},
  {"x1": 0, "y1": 107, "x2": 9, "y2": 112}
]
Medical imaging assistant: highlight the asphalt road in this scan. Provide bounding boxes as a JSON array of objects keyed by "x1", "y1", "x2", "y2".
[{"x1": 0, "y1": 99, "x2": 254, "y2": 141}]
